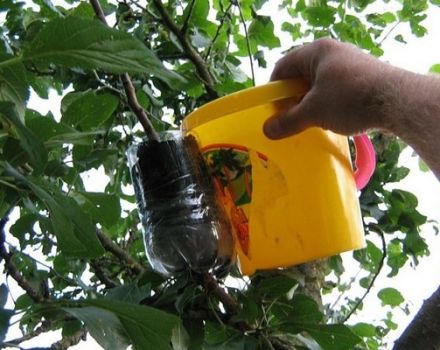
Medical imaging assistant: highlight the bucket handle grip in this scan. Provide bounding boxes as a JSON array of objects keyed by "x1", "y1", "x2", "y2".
[{"x1": 353, "y1": 134, "x2": 376, "y2": 190}]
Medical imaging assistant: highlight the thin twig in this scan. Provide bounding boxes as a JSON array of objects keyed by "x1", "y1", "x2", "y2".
[
  {"x1": 5, "y1": 320, "x2": 53, "y2": 346},
  {"x1": 379, "y1": 20, "x2": 402, "y2": 45},
  {"x1": 89, "y1": 0, "x2": 160, "y2": 141},
  {"x1": 96, "y1": 229, "x2": 145, "y2": 275},
  {"x1": 151, "y1": 0, "x2": 218, "y2": 100},
  {"x1": 329, "y1": 266, "x2": 363, "y2": 311},
  {"x1": 204, "y1": 2, "x2": 234, "y2": 60},
  {"x1": 0, "y1": 218, "x2": 45, "y2": 303},
  {"x1": 120, "y1": 73, "x2": 159, "y2": 141},
  {"x1": 92, "y1": 70, "x2": 123, "y2": 94},
  {"x1": 342, "y1": 224, "x2": 387, "y2": 322},
  {"x1": 4, "y1": 320, "x2": 52, "y2": 345},
  {"x1": 235, "y1": 1, "x2": 255, "y2": 86},
  {"x1": 181, "y1": 0, "x2": 196, "y2": 34}
]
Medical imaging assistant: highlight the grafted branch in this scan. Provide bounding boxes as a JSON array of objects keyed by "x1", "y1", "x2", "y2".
[{"x1": 90, "y1": 0, "x2": 160, "y2": 141}]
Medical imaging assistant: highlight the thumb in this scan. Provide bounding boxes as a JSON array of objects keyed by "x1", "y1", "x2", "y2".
[{"x1": 263, "y1": 91, "x2": 319, "y2": 139}]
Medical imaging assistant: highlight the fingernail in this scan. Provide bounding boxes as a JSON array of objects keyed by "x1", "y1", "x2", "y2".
[{"x1": 263, "y1": 117, "x2": 280, "y2": 139}]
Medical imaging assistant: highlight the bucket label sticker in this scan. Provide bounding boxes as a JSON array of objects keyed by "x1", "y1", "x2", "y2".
[{"x1": 202, "y1": 144, "x2": 268, "y2": 257}]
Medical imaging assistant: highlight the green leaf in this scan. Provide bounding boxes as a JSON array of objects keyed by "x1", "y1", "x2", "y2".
[
  {"x1": 328, "y1": 255, "x2": 344, "y2": 276},
  {"x1": 204, "y1": 322, "x2": 258, "y2": 349},
  {"x1": 14, "y1": 293, "x2": 33, "y2": 310},
  {"x1": 61, "y1": 90, "x2": 118, "y2": 130},
  {"x1": 303, "y1": 6, "x2": 336, "y2": 27},
  {"x1": 387, "y1": 239, "x2": 408, "y2": 277},
  {"x1": 105, "y1": 284, "x2": 151, "y2": 304},
  {"x1": 273, "y1": 294, "x2": 323, "y2": 326},
  {"x1": 389, "y1": 166, "x2": 410, "y2": 182},
  {"x1": 281, "y1": 22, "x2": 302, "y2": 41},
  {"x1": 62, "y1": 319, "x2": 83, "y2": 337},
  {"x1": 72, "y1": 192, "x2": 121, "y2": 229},
  {"x1": 256, "y1": 275, "x2": 298, "y2": 298},
  {"x1": 378, "y1": 287, "x2": 404, "y2": 307},
  {"x1": 394, "y1": 34, "x2": 407, "y2": 43},
  {"x1": 24, "y1": 16, "x2": 184, "y2": 86},
  {"x1": 0, "y1": 308, "x2": 13, "y2": 343},
  {"x1": 69, "y1": 2, "x2": 95, "y2": 18},
  {"x1": 0, "y1": 284, "x2": 7, "y2": 308},
  {"x1": 248, "y1": 16, "x2": 281, "y2": 49},
  {"x1": 2, "y1": 163, "x2": 104, "y2": 258},
  {"x1": 25, "y1": 110, "x2": 76, "y2": 142},
  {"x1": 0, "y1": 60, "x2": 28, "y2": 119},
  {"x1": 0, "y1": 102, "x2": 47, "y2": 171},
  {"x1": 53, "y1": 254, "x2": 86, "y2": 276},
  {"x1": 410, "y1": 16, "x2": 427, "y2": 37},
  {"x1": 204, "y1": 322, "x2": 236, "y2": 345},
  {"x1": 10, "y1": 213, "x2": 37, "y2": 243},
  {"x1": 233, "y1": 294, "x2": 259, "y2": 324},
  {"x1": 352, "y1": 322, "x2": 377, "y2": 338},
  {"x1": 171, "y1": 322, "x2": 190, "y2": 350},
  {"x1": 286, "y1": 294, "x2": 323, "y2": 324},
  {"x1": 0, "y1": 284, "x2": 13, "y2": 343},
  {"x1": 429, "y1": 64, "x2": 440, "y2": 74},
  {"x1": 353, "y1": 240, "x2": 383, "y2": 272},
  {"x1": 418, "y1": 158, "x2": 430, "y2": 172},
  {"x1": 86, "y1": 299, "x2": 179, "y2": 350},
  {"x1": 367, "y1": 12, "x2": 396, "y2": 27},
  {"x1": 64, "y1": 306, "x2": 131, "y2": 350},
  {"x1": 303, "y1": 324, "x2": 361, "y2": 350}
]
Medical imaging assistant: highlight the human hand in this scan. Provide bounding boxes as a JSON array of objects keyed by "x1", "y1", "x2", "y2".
[{"x1": 264, "y1": 38, "x2": 394, "y2": 139}]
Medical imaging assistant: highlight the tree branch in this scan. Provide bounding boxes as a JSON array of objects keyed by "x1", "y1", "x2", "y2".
[
  {"x1": 89, "y1": 0, "x2": 160, "y2": 141},
  {"x1": 151, "y1": 0, "x2": 218, "y2": 100},
  {"x1": 96, "y1": 230, "x2": 144, "y2": 275},
  {"x1": 196, "y1": 272, "x2": 253, "y2": 332},
  {"x1": 89, "y1": 259, "x2": 120, "y2": 289},
  {"x1": 0, "y1": 218, "x2": 45, "y2": 303},
  {"x1": 393, "y1": 284, "x2": 440, "y2": 350},
  {"x1": 197, "y1": 272, "x2": 240, "y2": 315},
  {"x1": 51, "y1": 328, "x2": 87, "y2": 350}
]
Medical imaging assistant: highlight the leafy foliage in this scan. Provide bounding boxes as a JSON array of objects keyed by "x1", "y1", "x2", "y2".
[{"x1": 0, "y1": 0, "x2": 437, "y2": 349}]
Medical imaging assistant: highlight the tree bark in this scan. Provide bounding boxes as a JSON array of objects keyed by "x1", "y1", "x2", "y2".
[{"x1": 393, "y1": 284, "x2": 440, "y2": 350}]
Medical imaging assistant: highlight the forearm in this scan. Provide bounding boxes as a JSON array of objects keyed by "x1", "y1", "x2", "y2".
[{"x1": 381, "y1": 69, "x2": 440, "y2": 179}]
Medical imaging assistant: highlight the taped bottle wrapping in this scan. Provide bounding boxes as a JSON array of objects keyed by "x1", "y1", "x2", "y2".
[{"x1": 127, "y1": 131, "x2": 234, "y2": 276}]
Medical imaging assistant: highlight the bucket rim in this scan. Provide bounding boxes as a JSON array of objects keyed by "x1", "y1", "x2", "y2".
[{"x1": 181, "y1": 78, "x2": 309, "y2": 132}]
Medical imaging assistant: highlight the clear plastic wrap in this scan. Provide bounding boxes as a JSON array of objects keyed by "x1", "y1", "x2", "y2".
[{"x1": 127, "y1": 131, "x2": 234, "y2": 276}]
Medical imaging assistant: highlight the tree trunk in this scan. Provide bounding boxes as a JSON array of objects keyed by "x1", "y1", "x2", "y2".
[{"x1": 393, "y1": 284, "x2": 440, "y2": 350}]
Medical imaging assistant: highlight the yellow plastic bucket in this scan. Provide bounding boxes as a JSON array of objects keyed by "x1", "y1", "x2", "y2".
[{"x1": 182, "y1": 79, "x2": 366, "y2": 276}]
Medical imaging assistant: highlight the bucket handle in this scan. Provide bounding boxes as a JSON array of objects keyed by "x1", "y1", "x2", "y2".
[{"x1": 353, "y1": 134, "x2": 376, "y2": 190}]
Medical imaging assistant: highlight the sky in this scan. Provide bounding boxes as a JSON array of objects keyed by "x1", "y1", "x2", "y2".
[{"x1": 2, "y1": 1, "x2": 440, "y2": 349}]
